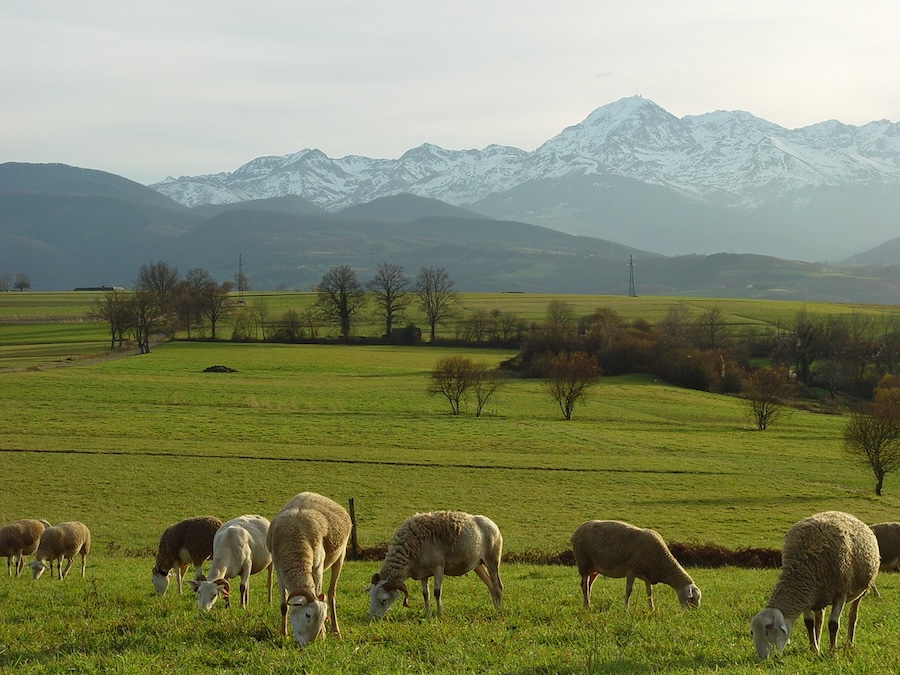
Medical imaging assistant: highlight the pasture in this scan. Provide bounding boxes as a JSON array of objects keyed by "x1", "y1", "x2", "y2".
[{"x1": 1, "y1": 294, "x2": 900, "y2": 672}]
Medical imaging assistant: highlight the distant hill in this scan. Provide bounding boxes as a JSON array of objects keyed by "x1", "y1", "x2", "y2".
[
  {"x1": 842, "y1": 236, "x2": 900, "y2": 266},
  {"x1": 2, "y1": 162, "x2": 899, "y2": 303}
]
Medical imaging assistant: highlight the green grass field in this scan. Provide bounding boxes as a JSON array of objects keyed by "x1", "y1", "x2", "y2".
[{"x1": 2, "y1": 293, "x2": 900, "y2": 672}]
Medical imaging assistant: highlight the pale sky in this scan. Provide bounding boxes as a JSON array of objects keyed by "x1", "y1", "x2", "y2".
[{"x1": 2, "y1": 0, "x2": 898, "y2": 186}]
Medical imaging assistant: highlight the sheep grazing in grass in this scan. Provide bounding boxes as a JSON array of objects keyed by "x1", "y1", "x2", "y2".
[
  {"x1": 187, "y1": 515, "x2": 273, "y2": 611},
  {"x1": 570, "y1": 519, "x2": 701, "y2": 612},
  {"x1": 151, "y1": 515, "x2": 222, "y2": 595},
  {"x1": 750, "y1": 510, "x2": 880, "y2": 660},
  {"x1": 267, "y1": 492, "x2": 351, "y2": 646},
  {"x1": 368, "y1": 510, "x2": 504, "y2": 619},
  {"x1": 1, "y1": 518, "x2": 51, "y2": 576},
  {"x1": 29, "y1": 521, "x2": 91, "y2": 580},
  {"x1": 868, "y1": 521, "x2": 900, "y2": 597}
]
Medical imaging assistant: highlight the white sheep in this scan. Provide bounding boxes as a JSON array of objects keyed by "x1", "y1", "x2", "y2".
[
  {"x1": 368, "y1": 510, "x2": 504, "y2": 619},
  {"x1": 1, "y1": 518, "x2": 51, "y2": 576},
  {"x1": 151, "y1": 515, "x2": 222, "y2": 595},
  {"x1": 750, "y1": 510, "x2": 880, "y2": 659},
  {"x1": 267, "y1": 492, "x2": 351, "y2": 646},
  {"x1": 187, "y1": 514, "x2": 273, "y2": 610},
  {"x1": 869, "y1": 521, "x2": 900, "y2": 597},
  {"x1": 28, "y1": 521, "x2": 91, "y2": 580},
  {"x1": 570, "y1": 519, "x2": 701, "y2": 612}
]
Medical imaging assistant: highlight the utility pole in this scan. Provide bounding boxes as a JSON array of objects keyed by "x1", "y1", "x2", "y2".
[{"x1": 628, "y1": 255, "x2": 637, "y2": 297}]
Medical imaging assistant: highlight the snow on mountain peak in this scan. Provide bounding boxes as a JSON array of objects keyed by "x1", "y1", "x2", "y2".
[{"x1": 150, "y1": 97, "x2": 900, "y2": 211}]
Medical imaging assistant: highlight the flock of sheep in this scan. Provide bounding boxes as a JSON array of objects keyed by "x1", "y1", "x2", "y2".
[{"x1": 3, "y1": 493, "x2": 899, "y2": 661}]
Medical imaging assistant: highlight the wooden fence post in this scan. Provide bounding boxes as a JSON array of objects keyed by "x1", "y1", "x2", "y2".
[{"x1": 348, "y1": 497, "x2": 359, "y2": 560}]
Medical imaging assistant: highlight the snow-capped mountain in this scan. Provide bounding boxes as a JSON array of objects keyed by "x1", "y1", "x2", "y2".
[{"x1": 151, "y1": 97, "x2": 900, "y2": 260}]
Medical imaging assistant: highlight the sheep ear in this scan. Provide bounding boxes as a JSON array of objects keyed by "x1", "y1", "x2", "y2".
[
  {"x1": 187, "y1": 579, "x2": 201, "y2": 592},
  {"x1": 371, "y1": 573, "x2": 381, "y2": 584},
  {"x1": 317, "y1": 593, "x2": 325, "y2": 601},
  {"x1": 778, "y1": 623, "x2": 788, "y2": 636}
]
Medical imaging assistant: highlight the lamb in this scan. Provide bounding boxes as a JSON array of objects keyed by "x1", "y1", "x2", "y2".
[
  {"x1": 869, "y1": 521, "x2": 900, "y2": 597},
  {"x1": 266, "y1": 492, "x2": 351, "y2": 646},
  {"x1": 570, "y1": 519, "x2": 701, "y2": 612},
  {"x1": 28, "y1": 521, "x2": 91, "y2": 580},
  {"x1": 368, "y1": 510, "x2": 504, "y2": 619},
  {"x1": 187, "y1": 514, "x2": 273, "y2": 611},
  {"x1": 151, "y1": 515, "x2": 222, "y2": 595},
  {"x1": 750, "y1": 510, "x2": 880, "y2": 660},
  {"x1": 1, "y1": 518, "x2": 51, "y2": 576}
]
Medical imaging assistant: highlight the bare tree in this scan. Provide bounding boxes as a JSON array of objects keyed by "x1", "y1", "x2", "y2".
[
  {"x1": 0, "y1": 271, "x2": 11, "y2": 292},
  {"x1": 694, "y1": 306, "x2": 730, "y2": 350},
  {"x1": 199, "y1": 281, "x2": 234, "y2": 340},
  {"x1": 429, "y1": 356, "x2": 476, "y2": 415},
  {"x1": 247, "y1": 297, "x2": 271, "y2": 340},
  {"x1": 416, "y1": 266, "x2": 459, "y2": 342},
  {"x1": 773, "y1": 309, "x2": 822, "y2": 385},
  {"x1": 127, "y1": 289, "x2": 165, "y2": 352},
  {"x1": 471, "y1": 363, "x2": 505, "y2": 417},
  {"x1": 744, "y1": 367, "x2": 797, "y2": 430},
  {"x1": 136, "y1": 261, "x2": 179, "y2": 308},
  {"x1": 89, "y1": 289, "x2": 131, "y2": 349},
  {"x1": 543, "y1": 351, "x2": 602, "y2": 420},
  {"x1": 315, "y1": 265, "x2": 366, "y2": 337},
  {"x1": 13, "y1": 272, "x2": 31, "y2": 292},
  {"x1": 367, "y1": 262, "x2": 410, "y2": 338},
  {"x1": 843, "y1": 387, "x2": 900, "y2": 496}
]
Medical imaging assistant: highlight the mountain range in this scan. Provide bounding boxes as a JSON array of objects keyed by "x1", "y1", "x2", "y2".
[
  {"x1": 1, "y1": 97, "x2": 898, "y2": 302},
  {"x1": 151, "y1": 96, "x2": 900, "y2": 263}
]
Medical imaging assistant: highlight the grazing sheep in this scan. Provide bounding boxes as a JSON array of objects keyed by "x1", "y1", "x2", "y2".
[
  {"x1": 29, "y1": 521, "x2": 91, "y2": 580},
  {"x1": 267, "y1": 492, "x2": 351, "y2": 646},
  {"x1": 368, "y1": 510, "x2": 504, "y2": 619},
  {"x1": 869, "y1": 521, "x2": 900, "y2": 597},
  {"x1": 750, "y1": 510, "x2": 880, "y2": 660},
  {"x1": 187, "y1": 514, "x2": 273, "y2": 610},
  {"x1": 151, "y1": 515, "x2": 222, "y2": 595},
  {"x1": 1, "y1": 519, "x2": 51, "y2": 576},
  {"x1": 571, "y1": 519, "x2": 701, "y2": 612}
]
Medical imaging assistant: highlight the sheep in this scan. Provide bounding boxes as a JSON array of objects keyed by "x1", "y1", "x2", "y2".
[
  {"x1": 869, "y1": 521, "x2": 900, "y2": 597},
  {"x1": 368, "y1": 510, "x2": 504, "y2": 619},
  {"x1": 151, "y1": 515, "x2": 222, "y2": 595},
  {"x1": 750, "y1": 510, "x2": 880, "y2": 660},
  {"x1": 187, "y1": 514, "x2": 273, "y2": 611},
  {"x1": 28, "y1": 521, "x2": 91, "y2": 580},
  {"x1": 571, "y1": 519, "x2": 701, "y2": 612},
  {"x1": 1, "y1": 518, "x2": 51, "y2": 576},
  {"x1": 267, "y1": 492, "x2": 351, "y2": 646}
]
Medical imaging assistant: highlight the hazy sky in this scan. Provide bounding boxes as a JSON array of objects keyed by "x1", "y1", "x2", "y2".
[{"x1": 2, "y1": 0, "x2": 898, "y2": 186}]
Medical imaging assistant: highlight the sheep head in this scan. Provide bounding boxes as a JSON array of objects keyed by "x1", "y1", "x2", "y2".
[
  {"x1": 150, "y1": 566, "x2": 171, "y2": 595},
  {"x1": 368, "y1": 573, "x2": 409, "y2": 619},
  {"x1": 29, "y1": 559, "x2": 50, "y2": 580},
  {"x1": 678, "y1": 583, "x2": 702, "y2": 609},
  {"x1": 287, "y1": 589, "x2": 328, "y2": 646},
  {"x1": 750, "y1": 607, "x2": 791, "y2": 659},
  {"x1": 189, "y1": 578, "x2": 230, "y2": 611}
]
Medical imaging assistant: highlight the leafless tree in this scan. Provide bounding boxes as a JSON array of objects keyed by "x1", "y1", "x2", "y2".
[
  {"x1": 429, "y1": 355, "x2": 475, "y2": 415},
  {"x1": 694, "y1": 306, "x2": 730, "y2": 350},
  {"x1": 136, "y1": 261, "x2": 179, "y2": 308},
  {"x1": 471, "y1": 363, "x2": 505, "y2": 417},
  {"x1": 0, "y1": 271, "x2": 11, "y2": 292},
  {"x1": 773, "y1": 309, "x2": 822, "y2": 385},
  {"x1": 247, "y1": 297, "x2": 271, "y2": 340},
  {"x1": 743, "y1": 367, "x2": 797, "y2": 430},
  {"x1": 367, "y1": 262, "x2": 410, "y2": 338},
  {"x1": 127, "y1": 289, "x2": 165, "y2": 352},
  {"x1": 543, "y1": 351, "x2": 602, "y2": 420},
  {"x1": 315, "y1": 265, "x2": 366, "y2": 337},
  {"x1": 13, "y1": 272, "x2": 31, "y2": 292},
  {"x1": 89, "y1": 289, "x2": 131, "y2": 349},
  {"x1": 416, "y1": 266, "x2": 458, "y2": 342},
  {"x1": 843, "y1": 387, "x2": 900, "y2": 496},
  {"x1": 656, "y1": 303, "x2": 692, "y2": 352},
  {"x1": 199, "y1": 281, "x2": 234, "y2": 340}
]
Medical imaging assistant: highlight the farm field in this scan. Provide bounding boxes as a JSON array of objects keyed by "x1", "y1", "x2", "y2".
[{"x1": 2, "y1": 294, "x2": 900, "y2": 671}]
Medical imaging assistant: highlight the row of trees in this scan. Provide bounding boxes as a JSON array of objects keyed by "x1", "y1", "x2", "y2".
[{"x1": 0, "y1": 271, "x2": 31, "y2": 292}]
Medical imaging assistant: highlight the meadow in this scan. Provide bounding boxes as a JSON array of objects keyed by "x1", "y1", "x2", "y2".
[{"x1": 1, "y1": 293, "x2": 900, "y2": 672}]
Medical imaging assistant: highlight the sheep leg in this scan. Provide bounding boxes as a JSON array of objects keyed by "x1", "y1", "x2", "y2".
[
  {"x1": 80, "y1": 552, "x2": 86, "y2": 577},
  {"x1": 580, "y1": 571, "x2": 598, "y2": 609},
  {"x1": 644, "y1": 580, "x2": 655, "y2": 612},
  {"x1": 14, "y1": 554, "x2": 23, "y2": 576},
  {"x1": 60, "y1": 556, "x2": 74, "y2": 579},
  {"x1": 240, "y1": 567, "x2": 251, "y2": 608},
  {"x1": 433, "y1": 569, "x2": 445, "y2": 617},
  {"x1": 266, "y1": 563, "x2": 273, "y2": 604},
  {"x1": 278, "y1": 585, "x2": 289, "y2": 637},
  {"x1": 623, "y1": 573, "x2": 636, "y2": 611},
  {"x1": 828, "y1": 597, "x2": 847, "y2": 650},
  {"x1": 326, "y1": 549, "x2": 346, "y2": 637},
  {"x1": 176, "y1": 563, "x2": 187, "y2": 594},
  {"x1": 420, "y1": 579, "x2": 431, "y2": 617},
  {"x1": 846, "y1": 596, "x2": 862, "y2": 645},
  {"x1": 803, "y1": 610, "x2": 819, "y2": 653}
]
